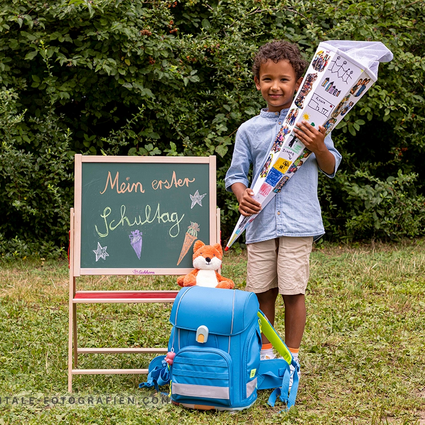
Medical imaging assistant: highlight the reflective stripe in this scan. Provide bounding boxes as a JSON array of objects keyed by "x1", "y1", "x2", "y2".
[
  {"x1": 229, "y1": 291, "x2": 235, "y2": 353},
  {"x1": 172, "y1": 383, "x2": 230, "y2": 400},
  {"x1": 246, "y1": 377, "x2": 257, "y2": 398}
]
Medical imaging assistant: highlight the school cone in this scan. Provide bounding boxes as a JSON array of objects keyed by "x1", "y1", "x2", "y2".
[{"x1": 226, "y1": 40, "x2": 393, "y2": 250}]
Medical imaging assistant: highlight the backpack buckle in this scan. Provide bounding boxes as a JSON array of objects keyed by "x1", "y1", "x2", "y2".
[{"x1": 196, "y1": 325, "x2": 209, "y2": 343}]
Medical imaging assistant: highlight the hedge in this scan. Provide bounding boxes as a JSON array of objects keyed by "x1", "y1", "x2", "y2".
[{"x1": 0, "y1": 0, "x2": 424, "y2": 256}]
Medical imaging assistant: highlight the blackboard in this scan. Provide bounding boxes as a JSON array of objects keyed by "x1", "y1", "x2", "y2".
[{"x1": 73, "y1": 155, "x2": 218, "y2": 276}]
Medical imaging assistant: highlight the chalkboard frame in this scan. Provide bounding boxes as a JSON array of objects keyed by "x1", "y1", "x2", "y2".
[{"x1": 73, "y1": 154, "x2": 218, "y2": 276}]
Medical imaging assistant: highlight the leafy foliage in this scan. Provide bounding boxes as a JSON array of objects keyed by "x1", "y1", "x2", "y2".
[
  {"x1": 0, "y1": 89, "x2": 73, "y2": 257},
  {"x1": 0, "y1": 0, "x2": 424, "y2": 253},
  {"x1": 341, "y1": 170, "x2": 425, "y2": 240}
]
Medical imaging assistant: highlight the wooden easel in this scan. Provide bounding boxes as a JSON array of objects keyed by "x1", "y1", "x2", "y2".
[{"x1": 68, "y1": 155, "x2": 219, "y2": 393}]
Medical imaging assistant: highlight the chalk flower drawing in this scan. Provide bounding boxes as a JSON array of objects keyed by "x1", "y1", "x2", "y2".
[
  {"x1": 93, "y1": 242, "x2": 109, "y2": 262},
  {"x1": 190, "y1": 190, "x2": 206, "y2": 209}
]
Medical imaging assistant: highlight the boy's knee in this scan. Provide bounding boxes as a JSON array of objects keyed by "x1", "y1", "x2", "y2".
[
  {"x1": 282, "y1": 293, "x2": 305, "y2": 307},
  {"x1": 256, "y1": 287, "x2": 279, "y2": 303}
]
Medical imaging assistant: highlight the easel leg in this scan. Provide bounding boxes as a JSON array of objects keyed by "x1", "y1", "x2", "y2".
[
  {"x1": 68, "y1": 293, "x2": 74, "y2": 393},
  {"x1": 68, "y1": 208, "x2": 75, "y2": 393},
  {"x1": 73, "y1": 302, "x2": 78, "y2": 367}
]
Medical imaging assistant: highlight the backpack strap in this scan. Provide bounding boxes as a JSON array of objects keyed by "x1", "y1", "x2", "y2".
[
  {"x1": 267, "y1": 358, "x2": 299, "y2": 409},
  {"x1": 138, "y1": 355, "x2": 171, "y2": 392},
  {"x1": 287, "y1": 359, "x2": 300, "y2": 408},
  {"x1": 257, "y1": 311, "x2": 292, "y2": 364},
  {"x1": 257, "y1": 310, "x2": 300, "y2": 410},
  {"x1": 257, "y1": 358, "x2": 289, "y2": 390}
]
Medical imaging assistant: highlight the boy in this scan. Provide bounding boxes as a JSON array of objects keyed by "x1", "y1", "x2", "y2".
[{"x1": 225, "y1": 41, "x2": 342, "y2": 379}]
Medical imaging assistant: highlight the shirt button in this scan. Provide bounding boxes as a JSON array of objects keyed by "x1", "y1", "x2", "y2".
[
  {"x1": 277, "y1": 211, "x2": 281, "y2": 215},
  {"x1": 278, "y1": 122, "x2": 282, "y2": 125}
]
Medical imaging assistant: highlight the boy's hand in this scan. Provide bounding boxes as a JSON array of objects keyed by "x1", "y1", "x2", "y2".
[
  {"x1": 293, "y1": 120, "x2": 326, "y2": 154},
  {"x1": 239, "y1": 188, "x2": 262, "y2": 217},
  {"x1": 231, "y1": 183, "x2": 262, "y2": 217},
  {"x1": 293, "y1": 120, "x2": 336, "y2": 175}
]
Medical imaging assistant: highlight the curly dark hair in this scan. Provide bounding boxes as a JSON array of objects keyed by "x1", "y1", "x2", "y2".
[{"x1": 252, "y1": 40, "x2": 308, "y2": 80}]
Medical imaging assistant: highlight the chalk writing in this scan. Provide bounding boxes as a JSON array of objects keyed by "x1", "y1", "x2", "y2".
[
  {"x1": 151, "y1": 171, "x2": 195, "y2": 190},
  {"x1": 100, "y1": 172, "x2": 145, "y2": 195},
  {"x1": 95, "y1": 204, "x2": 185, "y2": 238}
]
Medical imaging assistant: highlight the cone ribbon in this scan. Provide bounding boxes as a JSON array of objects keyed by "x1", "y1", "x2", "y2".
[{"x1": 226, "y1": 40, "x2": 393, "y2": 250}]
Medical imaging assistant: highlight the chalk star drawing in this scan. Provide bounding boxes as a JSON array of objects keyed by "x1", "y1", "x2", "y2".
[
  {"x1": 93, "y1": 242, "x2": 109, "y2": 262},
  {"x1": 190, "y1": 190, "x2": 206, "y2": 209}
]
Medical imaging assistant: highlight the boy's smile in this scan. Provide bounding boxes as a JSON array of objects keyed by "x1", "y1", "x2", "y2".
[{"x1": 254, "y1": 59, "x2": 302, "y2": 113}]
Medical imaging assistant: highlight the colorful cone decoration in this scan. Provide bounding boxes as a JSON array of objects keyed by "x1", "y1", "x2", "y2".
[
  {"x1": 226, "y1": 40, "x2": 393, "y2": 250},
  {"x1": 177, "y1": 222, "x2": 200, "y2": 265},
  {"x1": 129, "y1": 230, "x2": 143, "y2": 259}
]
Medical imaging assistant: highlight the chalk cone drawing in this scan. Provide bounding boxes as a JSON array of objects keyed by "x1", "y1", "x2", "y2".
[
  {"x1": 177, "y1": 222, "x2": 200, "y2": 265},
  {"x1": 226, "y1": 40, "x2": 393, "y2": 250},
  {"x1": 93, "y1": 242, "x2": 109, "y2": 262},
  {"x1": 190, "y1": 190, "x2": 206, "y2": 209},
  {"x1": 129, "y1": 230, "x2": 143, "y2": 259}
]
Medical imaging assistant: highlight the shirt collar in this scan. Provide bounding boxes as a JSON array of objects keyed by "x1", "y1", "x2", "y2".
[{"x1": 260, "y1": 108, "x2": 290, "y2": 119}]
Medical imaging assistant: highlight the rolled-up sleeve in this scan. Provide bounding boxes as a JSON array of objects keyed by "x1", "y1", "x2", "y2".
[{"x1": 319, "y1": 133, "x2": 342, "y2": 178}]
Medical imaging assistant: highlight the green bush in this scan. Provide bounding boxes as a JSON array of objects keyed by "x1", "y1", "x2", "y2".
[
  {"x1": 0, "y1": 0, "x2": 424, "y2": 254},
  {"x1": 340, "y1": 170, "x2": 425, "y2": 240},
  {"x1": 0, "y1": 89, "x2": 73, "y2": 257}
]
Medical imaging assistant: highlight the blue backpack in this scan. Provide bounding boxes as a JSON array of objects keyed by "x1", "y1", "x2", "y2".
[
  {"x1": 140, "y1": 286, "x2": 299, "y2": 411},
  {"x1": 167, "y1": 286, "x2": 262, "y2": 411}
]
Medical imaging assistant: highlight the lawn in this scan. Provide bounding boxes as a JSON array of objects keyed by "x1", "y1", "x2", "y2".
[{"x1": 0, "y1": 240, "x2": 424, "y2": 424}]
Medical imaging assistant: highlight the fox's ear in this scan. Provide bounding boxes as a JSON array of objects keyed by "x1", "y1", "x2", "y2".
[
  {"x1": 193, "y1": 240, "x2": 205, "y2": 252},
  {"x1": 213, "y1": 243, "x2": 223, "y2": 257}
]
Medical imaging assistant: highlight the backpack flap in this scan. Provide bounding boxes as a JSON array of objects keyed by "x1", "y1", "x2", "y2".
[{"x1": 170, "y1": 286, "x2": 259, "y2": 339}]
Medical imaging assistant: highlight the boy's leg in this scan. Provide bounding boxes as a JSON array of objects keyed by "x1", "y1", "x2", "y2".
[
  {"x1": 283, "y1": 294, "x2": 305, "y2": 390},
  {"x1": 246, "y1": 239, "x2": 279, "y2": 345},
  {"x1": 257, "y1": 288, "x2": 278, "y2": 344},
  {"x1": 282, "y1": 294, "x2": 306, "y2": 349},
  {"x1": 276, "y1": 236, "x2": 313, "y2": 350}
]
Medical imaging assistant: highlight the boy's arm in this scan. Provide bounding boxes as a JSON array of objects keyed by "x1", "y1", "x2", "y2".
[
  {"x1": 226, "y1": 124, "x2": 262, "y2": 216},
  {"x1": 231, "y1": 183, "x2": 262, "y2": 217},
  {"x1": 294, "y1": 121, "x2": 336, "y2": 175}
]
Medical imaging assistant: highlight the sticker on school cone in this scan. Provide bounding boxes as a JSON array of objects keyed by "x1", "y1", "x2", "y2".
[{"x1": 226, "y1": 40, "x2": 393, "y2": 250}]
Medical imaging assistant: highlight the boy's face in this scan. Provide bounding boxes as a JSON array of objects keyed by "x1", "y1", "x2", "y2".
[{"x1": 254, "y1": 59, "x2": 303, "y2": 113}]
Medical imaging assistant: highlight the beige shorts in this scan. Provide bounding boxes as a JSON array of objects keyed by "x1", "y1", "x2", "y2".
[{"x1": 246, "y1": 236, "x2": 313, "y2": 295}]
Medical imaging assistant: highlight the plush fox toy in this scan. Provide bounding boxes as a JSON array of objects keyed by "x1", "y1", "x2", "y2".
[{"x1": 177, "y1": 240, "x2": 235, "y2": 289}]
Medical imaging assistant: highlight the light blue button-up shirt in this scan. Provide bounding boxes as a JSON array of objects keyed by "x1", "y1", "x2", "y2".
[{"x1": 225, "y1": 108, "x2": 342, "y2": 244}]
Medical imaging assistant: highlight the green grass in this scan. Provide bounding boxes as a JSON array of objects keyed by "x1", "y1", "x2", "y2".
[{"x1": 0, "y1": 240, "x2": 424, "y2": 424}]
